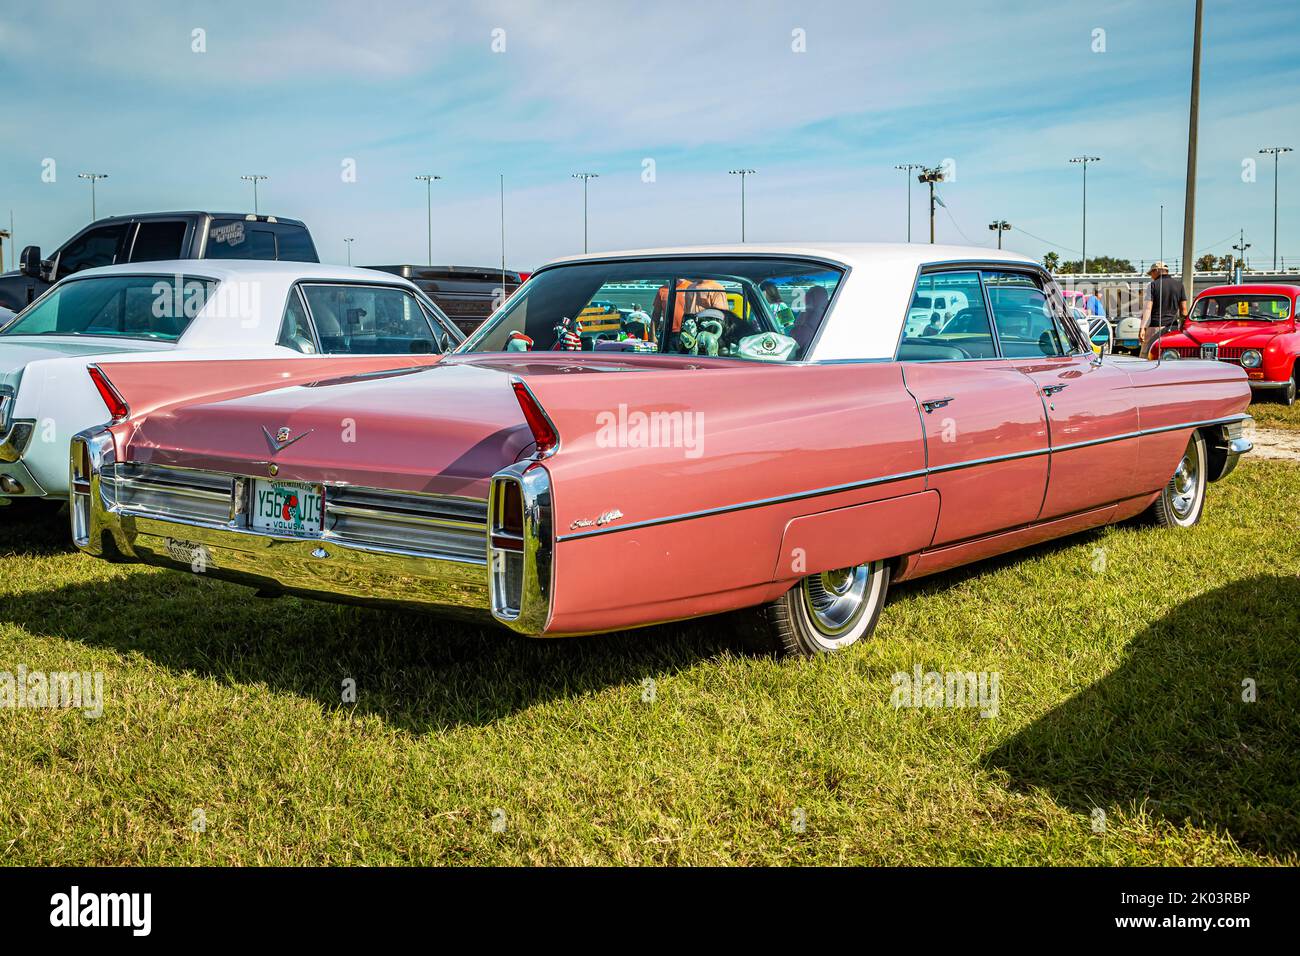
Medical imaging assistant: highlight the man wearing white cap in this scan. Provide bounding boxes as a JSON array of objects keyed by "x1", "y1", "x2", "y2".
[{"x1": 1140, "y1": 261, "x2": 1188, "y2": 358}]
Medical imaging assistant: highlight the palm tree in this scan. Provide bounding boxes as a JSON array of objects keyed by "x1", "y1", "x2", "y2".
[{"x1": 1043, "y1": 251, "x2": 1061, "y2": 273}]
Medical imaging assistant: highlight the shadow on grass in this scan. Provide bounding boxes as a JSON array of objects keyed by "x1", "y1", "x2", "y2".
[
  {"x1": 3, "y1": 564, "x2": 739, "y2": 735},
  {"x1": 985, "y1": 574, "x2": 1300, "y2": 854},
  {"x1": 0, "y1": 501, "x2": 72, "y2": 558}
]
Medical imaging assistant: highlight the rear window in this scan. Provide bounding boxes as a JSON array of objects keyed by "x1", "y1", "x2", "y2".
[
  {"x1": 458, "y1": 257, "x2": 843, "y2": 363},
  {"x1": 0, "y1": 274, "x2": 217, "y2": 341},
  {"x1": 271, "y1": 225, "x2": 318, "y2": 262},
  {"x1": 130, "y1": 220, "x2": 187, "y2": 261}
]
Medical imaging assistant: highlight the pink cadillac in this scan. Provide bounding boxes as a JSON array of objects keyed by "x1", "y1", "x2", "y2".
[{"x1": 70, "y1": 244, "x2": 1253, "y2": 655}]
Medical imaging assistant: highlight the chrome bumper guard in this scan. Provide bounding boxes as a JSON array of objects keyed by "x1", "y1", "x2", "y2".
[
  {"x1": 0, "y1": 419, "x2": 35, "y2": 464},
  {"x1": 1207, "y1": 418, "x2": 1252, "y2": 482},
  {"x1": 70, "y1": 428, "x2": 556, "y2": 632}
]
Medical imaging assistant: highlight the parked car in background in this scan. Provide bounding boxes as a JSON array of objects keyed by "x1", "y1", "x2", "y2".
[
  {"x1": 1150, "y1": 283, "x2": 1299, "y2": 405},
  {"x1": 71, "y1": 243, "x2": 1251, "y2": 657},
  {"x1": 365, "y1": 264, "x2": 522, "y2": 336},
  {"x1": 0, "y1": 212, "x2": 319, "y2": 313},
  {"x1": 0, "y1": 261, "x2": 459, "y2": 509}
]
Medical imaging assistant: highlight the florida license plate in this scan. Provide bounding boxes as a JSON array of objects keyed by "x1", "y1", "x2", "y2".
[{"x1": 250, "y1": 479, "x2": 323, "y2": 537}]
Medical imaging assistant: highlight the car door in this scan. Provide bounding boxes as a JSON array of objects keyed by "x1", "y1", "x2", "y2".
[
  {"x1": 896, "y1": 269, "x2": 1050, "y2": 546},
  {"x1": 983, "y1": 268, "x2": 1140, "y2": 520}
]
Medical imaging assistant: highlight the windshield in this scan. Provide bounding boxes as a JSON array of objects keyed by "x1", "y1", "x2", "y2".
[
  {"x1": 457, "y1": 257, "x2": 844, "y2": 362},
  {"x1": 0, "y1": 274, "x2": 218, "y2": 341},
  {"x1": 1193, "y1": 294, "x2": 1292, "y2": 322}
]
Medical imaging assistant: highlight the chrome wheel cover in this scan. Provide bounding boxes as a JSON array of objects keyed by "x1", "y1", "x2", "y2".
[
  {"x1": 800, "y1": 564, "x2": 872, "y2": 638},
  {"x1": 1169, "y1": 450, "x2": 1200, "y2": 520}
]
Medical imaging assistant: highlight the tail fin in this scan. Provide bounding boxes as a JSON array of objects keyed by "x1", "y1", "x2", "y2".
[{"x1": 88, "y1": 354, "x2": 443, "y2": 420}]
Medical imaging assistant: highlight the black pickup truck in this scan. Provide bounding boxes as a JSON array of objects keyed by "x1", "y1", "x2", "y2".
[
  {"x1": 0, "y1": 211, "x2": 318, "y2": 312},
  {"x1": 365, "y1": 264, "x2": 521, "y2": 335}
]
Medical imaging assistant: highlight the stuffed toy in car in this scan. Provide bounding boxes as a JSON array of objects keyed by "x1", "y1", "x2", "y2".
[
  {"x1": 552, "y1": 316, "x2": 583, "y2": 350},
  {"x1": 506, "y1": 330, "x2": 534, "y2": 351}
]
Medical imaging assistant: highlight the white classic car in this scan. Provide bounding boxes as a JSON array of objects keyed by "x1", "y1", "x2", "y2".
[{"x1": 0, "y1": 260, "x2": 462, "y2": 508}]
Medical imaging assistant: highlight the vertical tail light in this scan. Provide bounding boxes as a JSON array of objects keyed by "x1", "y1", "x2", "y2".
[
  {"x1": 87, "y1": 365, "x2": 130, "y2": 423},
  {"x1": 487, "y1": 463, "x2": 553, "y2": 634},
  {"x1": 69, "y1": 429, "x2": 115, "y2": 549},
  {"x1": 511, "y1": 378, "x2": 558, "y2": 457}
]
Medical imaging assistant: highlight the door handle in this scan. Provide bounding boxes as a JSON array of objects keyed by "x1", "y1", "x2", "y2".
[
  {"x1": 1041, "y1": 384, "x2": 1069, "y2": 396},
  {"x1": 921, "y1": 396, "x2": 955, "y2": 413}
]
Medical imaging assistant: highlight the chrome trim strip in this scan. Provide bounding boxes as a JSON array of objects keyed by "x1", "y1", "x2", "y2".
[
  {"x1": 323, "y1": 501, "x2": 484, "y2": 532},
  {"x1": 556, "y1": 467, "x2": 930, "y2": 541},
  {"x1": 556, "y1": 413, "x2": 1252, "y2": 542}
]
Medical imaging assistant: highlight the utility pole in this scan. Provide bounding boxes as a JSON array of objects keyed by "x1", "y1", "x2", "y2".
[
  {"x1": 240, "y1": 174, "x2": 268, "y2": 215},
  {"x1": 728, "y1": 169, "x2": 756, "y2": 242},
  {"x1": 1259, "y1": 147, "x2": 1292, "y2": 271},
  {"x1": 1232, "y1": 229, "x2": 1251, "y2": 282},
  {"x1": 1181, "y1": 0, "x2": 1204, "y2": 300},
  {"x1": 344, "y1": 237, "x2": 354, "y2": 266},
  {"x1": 78, "y1": 172, "x2": 108, "y2": 220},
  {"x1": 894, "y1": 163, "x2": 924, "y2": 241},
  {"x1": 414, "y1": 174, "x2": 442, "y2": 266},
  {"x1": 917, "y1": 167, "x2": 944, "y2": 244},
  {"x1": 1068, "y1": 156, "x2": 1100, "y2": 273},
  {"x1": 988, "y1": 219, "x2": 1011, "y2": 249},
  {"x1": 571, "y1": 173, "x2": 599, "y2": 253},
  {"x1": 1159, "y1": 204, "x2": 1164, "y2": 263}
]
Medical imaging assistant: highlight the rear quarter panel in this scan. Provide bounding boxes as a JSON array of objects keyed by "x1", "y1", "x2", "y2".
[{"x1": 530, "y1": 362, "x2": 933, "y2": 633}]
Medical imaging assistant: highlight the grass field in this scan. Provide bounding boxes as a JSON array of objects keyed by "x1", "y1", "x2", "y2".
[
  {"x1": 1250, "y1": 398, "x2": 1299, "y2": 431},
  {"x1": 0, "y1": 459, "x2": 1296, "y2": 866}
]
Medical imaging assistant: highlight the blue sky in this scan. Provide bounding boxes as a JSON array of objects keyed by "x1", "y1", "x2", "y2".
[{"x1": 3, "y1": 0, "x2": 1298, "y2": 271}]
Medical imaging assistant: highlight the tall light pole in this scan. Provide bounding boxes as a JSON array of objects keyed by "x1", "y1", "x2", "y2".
[
  {"x1": 988, "y1": 219, "x2": 1011, "y2": 250},
  {"x1": 1068, "y1": 156, "x2": 1100, "y2": 273},
  {"x1": 1259, "y1": 146, "x2": 1292, "y2": 271},
  {"x1": 344, "y1": 237, "x2": 354, "y2": 266},
  {"x1": 917, "y1": 167, "x2": 944, "y2": 244},
  {"x1": 78, "y1": 172, "x2": 108, "y2": 220},
  {"x1": 1159, "y1": 203, "x2": 1164, "y2": 263},
  {"x1": 240, "y1": 174, "x2": 268, "y2": 215},
  {"x1": 1181, "y1": 0, "x2": 1204, "y2": 299},
  {"x1": 728, "y1": 169, "x2": 756, "y2": 242},
  {"x1": 894, "y1": 164, "x2": 924, "y2": 242},
  {"x1": 414, "y1": 174, "x2": 442, "y2": 266},
  {"x1": 571, "y1": 173, "x2": 598, "y2": 253}
]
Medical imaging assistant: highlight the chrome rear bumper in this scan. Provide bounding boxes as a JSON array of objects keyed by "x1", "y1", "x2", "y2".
[{"x1": 70, "y1": 428, "x2": 555, "y2": 632}]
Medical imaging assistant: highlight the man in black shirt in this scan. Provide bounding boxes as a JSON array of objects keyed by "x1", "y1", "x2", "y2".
[{"x1": 1140, "y1": 261, "x2": 1188, "y2": 358}]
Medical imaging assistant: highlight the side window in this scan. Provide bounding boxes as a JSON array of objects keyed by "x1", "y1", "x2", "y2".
[
  {"x1": 897, "y1": 271, "x2": 996, "y2": 361},
  {"x1": 205, "y1": 220, "x2": 277, "y2": 260},
  {"x1": 277, "y1": 290, "x2": 317, "y2": 353},
  {"x1": 984, "y1": 271, "x2": 1071, "y2": 357},
  {"x1": 129, "y1": 221, "x2": 187, "y2": 262},
  {"x1": 55, "y1": 224, "x2": 130, "y2": 279},
  {"x1": 299, "y1": 284, "x2": 440, "y2": 355}
]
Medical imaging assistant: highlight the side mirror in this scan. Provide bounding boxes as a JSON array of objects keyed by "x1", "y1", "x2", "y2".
[{"x1": 19, "y1": 246, "x2": 41, "y2": 278}]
